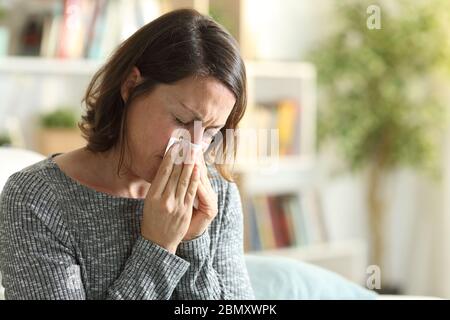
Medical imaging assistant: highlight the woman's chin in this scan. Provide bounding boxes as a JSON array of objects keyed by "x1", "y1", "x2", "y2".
[{"x1": 138, "y1": 156, "x2": 164, "y2": 183}]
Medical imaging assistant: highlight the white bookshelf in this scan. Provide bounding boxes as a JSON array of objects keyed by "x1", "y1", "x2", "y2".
[
  {"x1": 234, "y1": 60, "x2": 368, "y2": 285},
  {"x1": 245, "y1": 61, "x2": 316, "y2": 155},
  {"x1": 0, "y1": 56, "x2": 101, "y2": 75},
  {"x1": 234, "y1": 60, "x2": 317, "y2": 200}
]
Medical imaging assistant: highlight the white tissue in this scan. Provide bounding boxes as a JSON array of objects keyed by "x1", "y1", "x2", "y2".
[
  {"x1": 164, "y1": 136, "x2": 203, "y2": 155},
  {"x1": 164, "y1": 137, "x2": 201, "y2": 209}
]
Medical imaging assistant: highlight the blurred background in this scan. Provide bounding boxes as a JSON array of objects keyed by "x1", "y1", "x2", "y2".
[{"x1": 1, "y1": 0, "x2": 450, "y2": 298}]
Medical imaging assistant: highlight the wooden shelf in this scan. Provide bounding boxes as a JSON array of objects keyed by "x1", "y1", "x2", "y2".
[
  {"x1": 233, "y1": 155, "x2": 314, "y2": 172},
  {"x1": 233, "y1": 156, "x2": 316, "y2": 195},
  {"x1": 246, "y1": 60, "x2": 316, "y2": 79},
  {"x1": 0, "y1": 56, "x2": 102, "y2": 76}
]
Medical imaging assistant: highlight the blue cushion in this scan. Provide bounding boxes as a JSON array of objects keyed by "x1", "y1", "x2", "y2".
[{"x1": 244, "y1": 255, "x2": 378, "y2": 300}]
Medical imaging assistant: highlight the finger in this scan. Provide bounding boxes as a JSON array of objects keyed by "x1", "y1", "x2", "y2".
[
  {"x1": 175, "y1": 147, "x2": 199, "y2": 200},
  {"x1": 198, "y1": 154, "x2": 214, "y2": 193},
  {"x1": 195, "y1": 182, "x2": 217, "y2": 219},
  {"x1": 150, "y1": 142, "x2": 181, "y2": 197},
  {"x1": 184, "y1": 164, "x2": 201, "y2": 206},
  {"x1": 196, "y1": 153, "x2": 208, "y2": 181},
  {"x1": 162, "y1": 144, "x2": 186, "y2": 198},
  {"x1": 196, "y1": 179, "x2": 209, "y2": 203}
]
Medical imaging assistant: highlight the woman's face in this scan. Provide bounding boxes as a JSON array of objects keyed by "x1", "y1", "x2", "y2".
[{"x1": 123, "y1": 74, "x2": 236, "y2": 183}]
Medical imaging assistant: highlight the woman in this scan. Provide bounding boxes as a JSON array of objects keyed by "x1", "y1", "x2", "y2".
[{"x1": 0, "y1": 9, "x2": 255, "y2": 300}]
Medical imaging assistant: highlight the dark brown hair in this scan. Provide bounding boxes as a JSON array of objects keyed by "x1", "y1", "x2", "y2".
[{"x1": 79, "y1": 9, "x2": 247, "y2": 182}]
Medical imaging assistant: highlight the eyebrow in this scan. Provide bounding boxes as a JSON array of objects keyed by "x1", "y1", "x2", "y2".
[{"x1": 179, "y1": 101, "x2": 225, "y2": 129}]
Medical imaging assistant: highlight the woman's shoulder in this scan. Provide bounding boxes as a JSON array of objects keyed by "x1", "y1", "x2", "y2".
[
  {"x1": 1, "y1": 156, "x2": 62, "y2": 210},
  {"x1": 207, "y1": 165, "x2": 231, "y2": 192},
  {"x1": 207, "y1": 166, "x2": 243, "y2": 234},
  {"x1": 207, "y1": 165, "x2": 241, "y2": 206},
  {"x1": 6, "y1": 153, "x2": 57, "y2": 180},
  {"x1": 1, "y1": 157, "x2": 72, "y2": 249}
]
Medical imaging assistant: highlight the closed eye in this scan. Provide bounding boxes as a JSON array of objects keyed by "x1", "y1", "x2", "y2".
[{"x1": 173, "y1": 116, "x2": 189, "y2": 127}]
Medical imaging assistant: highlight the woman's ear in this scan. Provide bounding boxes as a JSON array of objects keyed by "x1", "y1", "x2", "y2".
[{"x1": 121, "y1": 66, "x2": 142, "y2": 103}]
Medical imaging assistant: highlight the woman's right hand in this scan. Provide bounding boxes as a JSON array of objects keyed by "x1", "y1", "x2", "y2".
[{"x1": 141, "y1": 142, "x2": 201, "y2": 254}]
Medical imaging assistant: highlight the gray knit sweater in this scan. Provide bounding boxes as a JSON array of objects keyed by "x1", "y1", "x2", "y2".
[{"x1": 0, "y1": 154, "x2": 255, "y2": 300}]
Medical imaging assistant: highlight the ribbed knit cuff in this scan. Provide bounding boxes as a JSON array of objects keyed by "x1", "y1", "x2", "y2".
[
  {"x1": 132, "y1": 235, "x2": 191, "y2": 281},
  {"x1": 176, "y1": 229, "x2": 211, "y2": 263}
]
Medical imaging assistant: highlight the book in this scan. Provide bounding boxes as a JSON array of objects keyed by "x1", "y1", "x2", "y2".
[
  {"x1": 277, "y1": 99, "x2": 300, "y2": 155},
  {"x1": 243, "y1": 190, "x2": 328, "y2": 251},
  {"x1": 18, "y1": 0, "x2": 161, "y2": 60},
  {"x1": 279, "y1": 195, "x2": 296, "y2": 246},
  {"x1": 83, "y1": 0, "x2": 104, "y2": 58},
  {"x1": 288, "y1": 194, "x2": 310, "y2": 246},
  {"x1": 266, "y1": 195, "x2": 284, "y2": 248},
  {"x1": 243, "y1": 198, "x2": 262, "y2": 251},
  {"x1": 277, "y1": 195, "x2": 295, "y2": 247},
  {"x1": 268, "y1": 195, "x2": 293, "y2": 248},
  {"x1": 58, "y1": 0, "x2": 85, "y2": 58},
  {"x1": 253, "y1": 98, "x2": 301, "y2": 157},
  {"x1": 245, "y1": 194, "x2": 312, "y2": 250},
  {"x1": 19, "y1": 15, "x2": 44, "y2": 56},
  {"x1": 252, "y1": 195, "x2": 276, "y2": 250}
]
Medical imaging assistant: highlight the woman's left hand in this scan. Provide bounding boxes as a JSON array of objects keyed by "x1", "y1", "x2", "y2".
[{"x1": 182, "y1": 153, "x2": 218, "y2": 241}]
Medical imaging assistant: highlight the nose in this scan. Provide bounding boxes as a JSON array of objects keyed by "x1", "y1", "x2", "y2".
[
  {"x1": 190, "y1": 128, "x2": 204, "y2": 145},
  {"x1": 188, "y1": 127, "x2": 212, "y2": 153},
  {"x1": 187, "y1": 121, "x2": 204, "y2": 144}
]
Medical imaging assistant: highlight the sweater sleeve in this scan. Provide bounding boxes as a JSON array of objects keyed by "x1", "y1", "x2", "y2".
[
  {"x1": 0, "y1": 172, "x2": 190, "y2": 300},
  {"x1": 173, "y1": 181, "x2": 256, "y2": 300}
]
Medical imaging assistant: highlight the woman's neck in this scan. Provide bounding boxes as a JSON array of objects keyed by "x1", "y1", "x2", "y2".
[
  {"x1": 92, "y1": 146, "x2": 152, "y2": 199},
  {"x1": 57, "y1": 146, "x2": 151, "y2": 199}
]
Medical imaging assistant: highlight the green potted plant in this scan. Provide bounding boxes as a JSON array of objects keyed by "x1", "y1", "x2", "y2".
[
  {"x1": 0, "y1": 132, "x2": 11, "y2": 147},
  {"x1": 0, "y1": 3, "x2": 10, "y2": 56},
  {"x1": 309, "y1": 0, "x2": 450, "y2": 268},
  {"x1": 38, "y1": 108, "x2": 85, "y2": 155}
]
